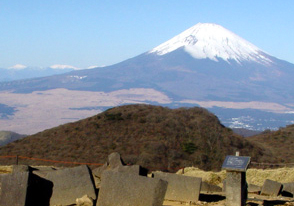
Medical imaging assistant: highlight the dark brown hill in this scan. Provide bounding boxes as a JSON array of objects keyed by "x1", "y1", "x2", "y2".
[
  {"x1": 0, "y1": 104, "x2": 275, "y2": 171},
  {"x1": 247, "y1": 125, "x2": 294, "y2": 164}
]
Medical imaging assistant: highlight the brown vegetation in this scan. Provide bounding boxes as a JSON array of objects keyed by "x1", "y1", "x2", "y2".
[
  {"x1": 247, "y1": 124, "x2": 294, "y2": 164},
  {"x1": 0, "y1": 104, "x2": 276, "y2": 171}
]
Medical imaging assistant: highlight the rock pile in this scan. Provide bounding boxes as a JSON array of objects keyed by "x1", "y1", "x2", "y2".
[
  {"x1": 1, "y1": 152, "x2": 294, "y2": 206},
  {"x1": 1, "y1": 152, "x2": 193, "y2": 206}
]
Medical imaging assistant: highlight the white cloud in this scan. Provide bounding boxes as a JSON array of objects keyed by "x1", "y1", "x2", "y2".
[
  {"x1": 50, "y1": 64, "x2": 80, "y2": 70},
  {"x1": 8, "y1": 64, "x2": 27, "y2": 70},
  {"x1": 87, "y1": 65, "x2": 99, "y2": 69}
]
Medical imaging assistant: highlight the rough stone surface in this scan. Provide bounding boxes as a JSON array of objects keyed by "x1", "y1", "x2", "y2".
[
  {"x1": 97, "y1": 170, "x2": 167, "y2": 206},
  {"x1": 201, "y1": 181, "x2": 222, "y2": 193},
  {"x1": 76, "y1": 195, "x2": 94, "y2": 206},
  {"x1": 39, "y1": 165, "x2": 96, "y2": 206},
  {"x1": 260, "y1": 179, "x2": 282, "y2": 196},
  {"x1": 0, "y1": 172, "x2": 29, "y2": 206},
  {"x1": 113, "y1": 164, "x2": 147, "y2": 176},
  {"x1": 152, "y1": 171, "x2": 202, "y2": 203},
  {"x1": 12, "y1": 165, "x2": 31, "y2": 173},
  {"x1": 0, "y1": 171, "x2": 52, "y2": 206},
  {"x1": 225, "y1": 171, "x2": 247, "y2": 206},
  {"x1": 92, "y1": 152, "x2": 147, "y2": 188},
  {"x1": 32, "y1": 166, "x2": 58, "y2": 178},
  {"x1": 222, "y1": 179, "x2": 226, "y2": 193},
  {"x1": 283, "y1": 182, "x2": 294, "y2": 196},
  {"x1": 108, "y1": 152, "x2": 123, "y2": 169},
  {"x1": 248, "y1": 184, "x2": 261, "y2": 194}
]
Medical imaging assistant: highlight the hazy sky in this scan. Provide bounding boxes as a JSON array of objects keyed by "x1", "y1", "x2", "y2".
[{"x1": 1, "y1": 1, "x2": 293, "y2": 69}]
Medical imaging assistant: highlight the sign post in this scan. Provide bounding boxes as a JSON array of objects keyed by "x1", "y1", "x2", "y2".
[{"x1": 222, "y1": 155, "x2": 250, "y2": 206}]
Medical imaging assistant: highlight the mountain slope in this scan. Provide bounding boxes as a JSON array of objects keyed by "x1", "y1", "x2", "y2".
[
  {"x1": 0, "y1": 105, "x2": 275, "y2": 171},
  {"x1": 1, "y1": 23, "x2": 294, "y2": 133},
  {"x1": 247, "y1": 125, "x2": 294, "y2": 163},
  {"x1": 0, "y1": 131, "x2": 26, "y2": 146},
  {"x1": 1, "y1": 23, "x2": 293, "y2": 103}
]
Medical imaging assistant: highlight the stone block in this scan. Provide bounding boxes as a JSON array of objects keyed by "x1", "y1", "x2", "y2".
[
  {"x1": 39, "y1": 165, "x2": 96, "y2": 206},
  {"x1": 0, "y1": 171, "x2": 52, "y2": 206},
  {"x1": 108, "y1": 152, "x2": 123, "y2": 169},
  {"x1": 225, "y1": 171, "x2": 247, "y2": 206},
  {"x1": 248, "y1": 184, "x2": 261, "y2": 194},
  {"x1": 12, "y1": 165, "x2": 32, "y2": 173},
  {"x1": 113, "y1": 164, "x2": 148, "y2": 176},
  {"x1": 76, "y1": 194, "x2": 94, "y2": 206},
  {"x1": 32, "y1": 166, "x2": 58, "y2": 178},
  {"x1": 222, "y1": 179, "x2": 226, "y2": 193},
  {"x1": 152, "y1": 171, "x2": 202, "y2": 203},
  {"x1": 92, "y1": 153, "x2": 148, "y2": 188},
  {"x1": 97, "y1": 170, "x2": 167, "y2": 206},
  {"x1": 260, "y1": 179, "x2": 282, "y2": 196},
  {"x1": 201, "y1": 181, "x2": 222, "y2": 193},
  {"x1": 0, "y1": 172, "x2": 29, "y2": 206},
  {"x1": 282, "y1": 182, "x2": 294, "y2": 196}
]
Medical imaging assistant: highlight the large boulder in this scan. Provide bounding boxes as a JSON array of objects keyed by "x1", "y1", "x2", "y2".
[
  {"x1": 97, "y1": 170, "x2": 167, "y2": 206},
  {"x1": 260, "y1": 179, "x2": 282, "y2": 196},
  {"x1": 38, "y1": 165, "x2": 96, "y2": 206},
  {"x1": 0, "y1": 171, "x2": 52, "y2": 206},
  {"x1": 92, "y1": 152, "x2": 147, "y2": 188},
  {"x1": 0, "y1": 172, "x2": 29, "y2": 206},
  {"x1": 282, "y1": 182, "x2": 294, "y2": 197},
  {"x1": 248, "y1": 184, "x2": 261, "y2": 194},
  {"x1": 152, "y1": 171, "x2": 202, "y2": 203}
]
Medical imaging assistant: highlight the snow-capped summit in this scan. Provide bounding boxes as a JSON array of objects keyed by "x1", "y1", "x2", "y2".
[{"x1": 150, "y1": 23, "x2": 272, "y2": 65}]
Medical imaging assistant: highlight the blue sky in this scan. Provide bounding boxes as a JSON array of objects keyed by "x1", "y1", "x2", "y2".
[{"x1": 0, "y1": 0, "x2": 294, "y2": 69}]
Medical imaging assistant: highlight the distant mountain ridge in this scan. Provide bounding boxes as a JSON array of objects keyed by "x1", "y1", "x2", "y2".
[
  {"x1": 0, "y1": 131, "x2": 26, "y2": 146},
  {"x1": 0, "y1": 66, "x2": 75, "y2": 82},
  {"x1": 1, "y1": 23, "x2": 293, "y2": 102}
]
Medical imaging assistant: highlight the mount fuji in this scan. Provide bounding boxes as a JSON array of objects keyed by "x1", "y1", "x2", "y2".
[
  {"x1": 1, "y1": 23, "x2": 294, "y2": 133},
  {"x1": 150, "y1": 23, "x2": 272, "y2": 65}
]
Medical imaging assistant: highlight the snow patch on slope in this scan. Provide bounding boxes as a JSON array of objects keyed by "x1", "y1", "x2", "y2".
[{"x1": 150, "y1": 23, "x2": 272, "y2": 65}]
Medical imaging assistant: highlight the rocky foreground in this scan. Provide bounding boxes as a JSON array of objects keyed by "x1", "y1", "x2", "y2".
[{"x1": 1, "y1": 153, "x2": 294, "y2": 206}]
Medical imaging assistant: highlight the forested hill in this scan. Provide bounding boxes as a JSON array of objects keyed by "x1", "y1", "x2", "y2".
[{"x1": 0, "y1": 104, "x2": 275, "y2": 171}]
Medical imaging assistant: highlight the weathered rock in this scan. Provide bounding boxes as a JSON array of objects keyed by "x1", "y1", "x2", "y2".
[
  {"x1": 92, "y1": 163, "x2": 108, "y2": 178},
  {"x1": 0, "y1": 172, "x2": 52, "y2": 206},
  {"x1": 248, "y1": 184, "x2": 261, "y2": 194},
  {"x1": 260, "y1": 179, "x2": 282, "y2": 196},
  {"x1": 39, "y1": 165, "x2": 96, "y2": 206},
  {"x1": 76, "y1": 195, "x2": 94, "y2": 206},
  {"x1": 0, "y1": 172, "x2": 29, "y2": 206},
  {"x1": 92, "y1": 152, "x2": 148, "y2": 188},
  {"x1": 97, "y1": 170, "x2": 167, "y2": 206},
  {"x1": 112, "y1": 164, "x2": 148, "y2": 176},
  {"x1": 282, "y1": 182, "x2": 294, "y2": 197},
  {"x1": 222, "y1": 179, "x2": 226, "y2": 193},
  {"x1": 152, "y1": 171, "x2": 202, "y2": 203},
  {"x1": 32, "y1": 166, "x2": 58, "y2": 178},
  {"x1": 12, "y1": 164, "x2": 31, "y2": 173},
  {"x1": 201, "y1": 181, "x2": 222, "y2": 193},
  {"x1": 225, "y1": 171, "x2": 247, "y2": 206},
  {"x1": 108, "y1": 152, "x2": 123, "y2": 169}
]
